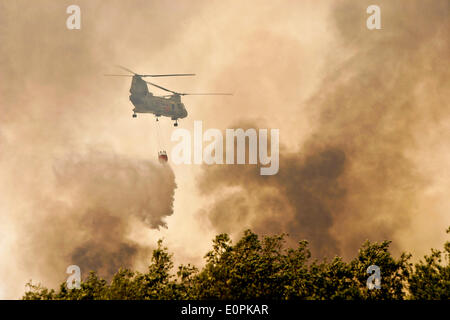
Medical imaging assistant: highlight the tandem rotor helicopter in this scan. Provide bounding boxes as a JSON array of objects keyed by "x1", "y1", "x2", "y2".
[{"x1": 105, "y1": 66, "x2": 232, "y2": 127}]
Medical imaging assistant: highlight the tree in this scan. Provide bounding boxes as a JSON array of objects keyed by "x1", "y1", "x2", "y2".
[{"x1": 407, "y1": 227, "x2": 450, "y2": 299}]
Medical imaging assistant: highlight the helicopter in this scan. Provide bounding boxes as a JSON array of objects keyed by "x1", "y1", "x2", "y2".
[{"x1": 106, "y1": 66, "x2": 232, "y2": 126}]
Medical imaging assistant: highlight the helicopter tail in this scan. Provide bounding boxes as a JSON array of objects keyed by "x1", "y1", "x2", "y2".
[{"x1": 130, "y1": 76, "x2": 149, "y2": 95}]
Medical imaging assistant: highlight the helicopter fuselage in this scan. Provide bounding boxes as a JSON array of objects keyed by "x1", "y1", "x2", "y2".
[{"x1": 130, "y1": 93, "x2": 188, "y2": 120}]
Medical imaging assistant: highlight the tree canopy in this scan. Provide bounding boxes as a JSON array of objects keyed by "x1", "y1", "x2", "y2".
[{"x1": 23, "y1": 228, "x2": 449, "y2": 300}]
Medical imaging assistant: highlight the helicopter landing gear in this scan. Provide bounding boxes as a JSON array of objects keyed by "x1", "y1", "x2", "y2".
[
  {"x1": 174, "y1": 120, "x2": 178, "y2": 127},
  {"x1": 132, "y1": 113, "x2": 137, "y2": 118}
]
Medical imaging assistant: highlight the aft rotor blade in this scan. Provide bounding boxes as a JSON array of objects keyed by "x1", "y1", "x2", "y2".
[
  {"x1": 116, "y1": 65, "x2": 195, "y2": 77},
  {"x1": 104, "y1": 74, "x2": 134, "y2": 77},
  {"x1": 144, "y1": 80, "x2": 179, "y2": 94},
  {"x1": 144, "y1": 79, "x2": 232, "y2": 96},
  {"x1": 141, "y1": 73, "x2": 195, "y2": 77},
  {"x1": 116, "y1": 65, "x2": 137, "y2": 75},
  {"x1": 180, "y1": 93, "x2": 233, "y2": 96}
]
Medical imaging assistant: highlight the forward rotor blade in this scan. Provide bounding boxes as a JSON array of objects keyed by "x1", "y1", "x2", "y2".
[
  {"x1": 144, "y1": 80, "x2": 179, "y2": 95},
  {"x1": 105, "y1": 73, "x2": 195, "y2": 78}
]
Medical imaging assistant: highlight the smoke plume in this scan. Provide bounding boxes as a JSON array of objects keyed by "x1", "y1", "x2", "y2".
[
  {"x1": 0, "y1": 0, "x2": 183, "y2": 297},
  {"x1": 197, "y1": 0, "x2": 450, "y2": 258},
  {"x1": 21, "y1": 152, "x2": 176, "y2": 281}
]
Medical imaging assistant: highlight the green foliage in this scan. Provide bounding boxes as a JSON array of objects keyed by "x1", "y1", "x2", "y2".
[
  {"x1": 407, "y1": 227, "x2": 450, "y2": 299},
  {"x1": 23, "y1": 228, "x2": 449, "y2": 300}
]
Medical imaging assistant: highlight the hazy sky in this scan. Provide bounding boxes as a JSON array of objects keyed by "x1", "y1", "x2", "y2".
[{"x1": 0, "y1": 0, "x2": 449, "y2": 298}]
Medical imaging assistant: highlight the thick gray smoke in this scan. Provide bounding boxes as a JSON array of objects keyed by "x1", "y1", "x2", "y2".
[
  {"x1": 0, "y1": 0, "x2": 184, "y2": 296},
  {"x1": 19, "y1": 152, "x2": 176, "y2": 282},
  {"x1": 197, "y1": 0, "x2": 450, "y2": 258}
]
